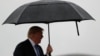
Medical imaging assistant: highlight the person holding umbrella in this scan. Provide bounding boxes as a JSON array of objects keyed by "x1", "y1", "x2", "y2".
[
  {"x1": 3, "y1": 0, "x2": 95, "y2": 56},
  {"x1": 14, "y1": 26, "x2": 53, "y2": 56}
]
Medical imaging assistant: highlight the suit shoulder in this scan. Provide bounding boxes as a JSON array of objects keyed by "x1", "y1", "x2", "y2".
[{"x1": 15, "y1": 39, "x2": 30, "y2": 48}]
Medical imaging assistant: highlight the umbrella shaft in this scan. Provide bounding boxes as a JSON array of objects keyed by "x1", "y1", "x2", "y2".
[
  {"x1": 48, "y1": 23, "x2": 51, "y2": 56},
  {"x1": 48, "y1": 23, "x2": 51, "y2": 44}
]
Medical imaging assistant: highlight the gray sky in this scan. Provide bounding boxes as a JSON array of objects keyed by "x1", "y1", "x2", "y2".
[{"x1": 0, "y1": 0, "x2": 100, "y2": 56}]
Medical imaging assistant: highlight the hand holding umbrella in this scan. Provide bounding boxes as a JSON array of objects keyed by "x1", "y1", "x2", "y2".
[{"x1": 46, "y1": 44, "x2": 53, "y2": 56}]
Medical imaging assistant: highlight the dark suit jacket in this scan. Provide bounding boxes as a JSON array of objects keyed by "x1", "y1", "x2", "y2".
[{"x1": 14, "y1": 39, "x2": 46, "y2": 56}]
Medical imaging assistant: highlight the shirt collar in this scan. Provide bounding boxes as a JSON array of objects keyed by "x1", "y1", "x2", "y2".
[{"x1": 28, "y1": 38, "x2": 35, "y2": 47}]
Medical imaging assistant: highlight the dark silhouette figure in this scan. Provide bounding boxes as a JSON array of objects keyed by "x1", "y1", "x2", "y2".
[{"x1": 14, "y1": 26, "x2": 53, "y2": 56}]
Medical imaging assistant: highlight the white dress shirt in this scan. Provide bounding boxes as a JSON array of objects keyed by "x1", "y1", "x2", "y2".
[{"x1": 28, "y1": 38, "x2": 39, "y2": 56}]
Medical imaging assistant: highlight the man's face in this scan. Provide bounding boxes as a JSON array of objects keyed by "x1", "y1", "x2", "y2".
[{"x1": 30, "y1": 32, "x2": 43, "y2": 44}]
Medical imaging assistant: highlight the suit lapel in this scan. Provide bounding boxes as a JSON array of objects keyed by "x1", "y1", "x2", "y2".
[{"x1": 24, "y1": 39, "x2": 36, "y2": 56}]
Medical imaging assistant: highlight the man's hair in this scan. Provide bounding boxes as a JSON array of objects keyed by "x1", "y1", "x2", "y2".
[{"x1": 28, "y1": 26, "x2": 43, "y2": 37}]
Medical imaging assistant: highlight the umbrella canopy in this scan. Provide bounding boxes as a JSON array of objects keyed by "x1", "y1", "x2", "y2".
[
  {"x1": 3, "y1": 1, "x2": 94, "y2": 45},
  {"x1": 3, "y1": 1, "x2": 94, "y2": 24}
]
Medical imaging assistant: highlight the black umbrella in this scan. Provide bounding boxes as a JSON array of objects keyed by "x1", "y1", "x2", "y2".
[{"x1": 3, "y1": 0, "x2": 94, "y2": 49}]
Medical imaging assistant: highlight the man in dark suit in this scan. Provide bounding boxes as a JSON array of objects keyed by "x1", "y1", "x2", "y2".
[{"x1": 14, "y1": 26, "x2": 53, "y2": 56}]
